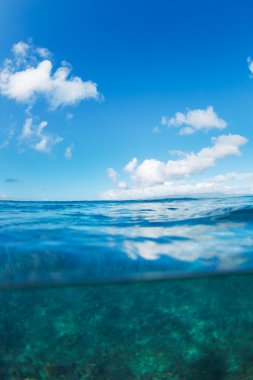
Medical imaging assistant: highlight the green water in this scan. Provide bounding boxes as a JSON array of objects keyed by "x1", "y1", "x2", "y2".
[{"x1": 1, "y1": 274, "x2": 253, "y2": 379}]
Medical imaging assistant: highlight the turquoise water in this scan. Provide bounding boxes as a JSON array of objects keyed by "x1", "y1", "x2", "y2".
[{"x1": 0, "y1": 197, "x2": 253, "y2": 379}]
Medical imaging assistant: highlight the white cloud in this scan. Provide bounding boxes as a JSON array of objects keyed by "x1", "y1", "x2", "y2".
[
  {"x1": 107, "y1": 167, "x2": 118, "y2": 181},
  {"x1": 12, "y1": 42, "x2": 29, "y2": 57},
  {"x1": 1, "y1": 60, "x2": 52, "y2": 102},
  {"x1": 162, "y1": 106, "x2": 227, "y2": 135},
  {"x1": 124, "y1": 157, "x2": 138, "y2": 173},
  {"x1": 36, "y1": 47, "x2": 51, "y2": 58},
  {"x1": 129, "y1": 134, "x2": 247, "y2": 186},
  {"x1": 0, "y1": 41, "x2": 100, "y2": 109},
  {"x1": 20, "y1": 117, "x2": 62, "y2": 154},
  {"x1": 117, "y1": 181, "x2": 127, "y2": 189},
  {"x1": 102, "y1": 134, "x2": 248, "y2": 200},
  {"x1": 64, "y1": 144, "x2": 74, "y2": 159},
  {"x1": 102, "y1": 172, "x2": 253, "y2": 200}
]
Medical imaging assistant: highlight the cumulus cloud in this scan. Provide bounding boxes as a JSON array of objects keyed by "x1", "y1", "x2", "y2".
[
  {"x1": 0, "y1": 41, "x2": 100, "y2": 109},
  {"x1": 162, "y1": 106, "x2": 227, "y2": 135},
  {"x1": 20, "y1": 118, "x2": 62, "y2": 154},
  {"x1": 130, "y1": 134, "x2": 247, "y2": 186},
  {"x1": 64, "y1": 144, "x2": 74, "y2": 159},
  {"x1": 102, "y1": 134, "x2": 248, "y2": 200}
]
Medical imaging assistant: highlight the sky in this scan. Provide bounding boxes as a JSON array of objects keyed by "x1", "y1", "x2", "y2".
[{"x1": 0, "y1": 0, "x2": 253, "y2": 200}]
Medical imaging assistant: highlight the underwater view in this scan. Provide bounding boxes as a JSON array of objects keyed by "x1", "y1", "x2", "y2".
[{"x1": 0, "y1": 197, "x2": 253, "y2": 379}]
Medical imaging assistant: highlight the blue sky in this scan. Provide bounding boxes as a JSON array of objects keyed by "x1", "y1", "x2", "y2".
[{"x1": 0, "y1": 0, "x2": 253, "y2": 200}]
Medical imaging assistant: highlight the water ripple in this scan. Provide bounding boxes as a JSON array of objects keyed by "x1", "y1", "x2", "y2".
[{"x1": 0, "y1": 196, "x2": 252, "y2": 287}]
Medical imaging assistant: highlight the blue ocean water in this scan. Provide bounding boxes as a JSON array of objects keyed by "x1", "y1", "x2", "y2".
[
  {"x1": 0, "y1": 196, "x2": 253, "y2": 379},
  {"x1": 0, "y1": 196, "x2": 253, "y2": 287}
]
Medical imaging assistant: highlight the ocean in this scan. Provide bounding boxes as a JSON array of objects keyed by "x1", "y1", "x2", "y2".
[{"x1": 0, "y1": 196, "x2": 253, "y2": 379}]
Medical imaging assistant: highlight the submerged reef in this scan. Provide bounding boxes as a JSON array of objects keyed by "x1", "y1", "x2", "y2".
[{"x1": 0, "y1": 274, "x2": 253, "y2": 379}]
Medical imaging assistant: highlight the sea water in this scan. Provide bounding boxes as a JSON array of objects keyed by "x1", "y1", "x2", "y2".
[{"x1": 0, "y1": 197, "x2": 253, "y2": 379}]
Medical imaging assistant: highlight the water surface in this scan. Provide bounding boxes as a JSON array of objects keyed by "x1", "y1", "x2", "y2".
[{"x1": 0, "y1": 196, "x2": 253, "y2": 286}]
